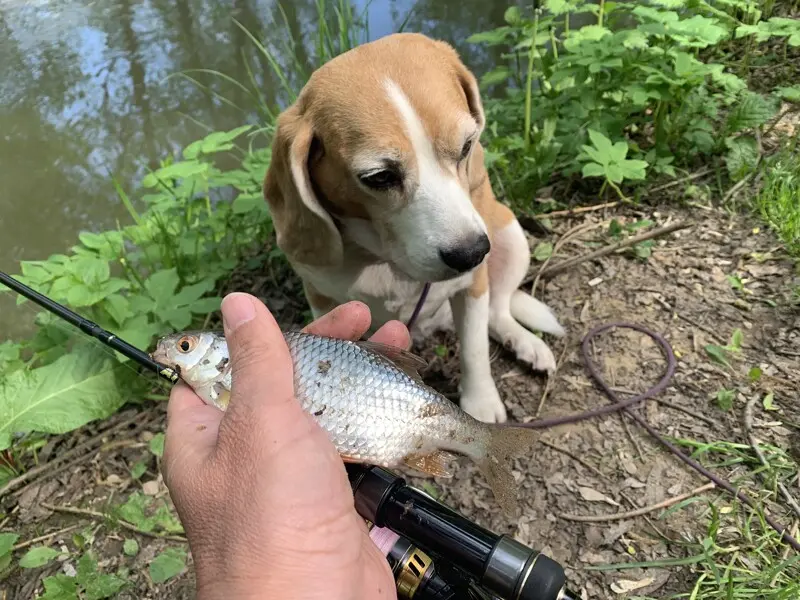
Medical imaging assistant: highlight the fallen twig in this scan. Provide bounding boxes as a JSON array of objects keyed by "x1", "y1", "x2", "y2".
[
  {"x1": 535, "y1": 341, "x2": 570, "y2": 418},
  {"x1": 523, "y1": 221, "x2": 692, "y2": 283},
  {"x1": 540, "y1": 439, "x2": 607, "y2": 480},
  {"x1": 543, "y1": 201, "x2": 619, "y2": 219},
  {"x1": 9, "y1": 410, "x2": 159, "y2": 499},
  {"x1": 655, "y1": 399, "x2": 717, "y2": 427},
  {"x1": 648, "y1": 167, "x2": 712, "y2": 193},
  {"x1": 0, "y1": 411, "x2": 144, "y2": 498},
  {"x1": 40, "y1": 503, "x2": 187, "y2": 543},
  {"x1": 557, "y1": 482, "x2": 716, "y2": 522},
  {"x1": 744, "y1": 396, "x2": 800, "y2": 519},
  {"x1": 13, "y1": 525, "x2": 80, "y2": 551},
  {"x1": 530, "y1": 220, "x2": 606, "y2": 297}
]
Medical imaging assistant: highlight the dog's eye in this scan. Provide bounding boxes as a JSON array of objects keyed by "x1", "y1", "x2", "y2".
[
  {"x1": 359, "y1": 170, "x2": 401, "y2": 190},
  {"x1": 459, "y1": 138, "x2": 473, "y2": 162}
]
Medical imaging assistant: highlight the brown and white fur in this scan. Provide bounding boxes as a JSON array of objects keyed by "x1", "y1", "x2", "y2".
[{"x1": 262, "y1": 33, "x2": 565, "y2": 424}]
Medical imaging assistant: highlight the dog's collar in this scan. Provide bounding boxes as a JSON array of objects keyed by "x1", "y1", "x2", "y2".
[{"x1": 406, "y1": 283, "x2": 430, "y2": 332}]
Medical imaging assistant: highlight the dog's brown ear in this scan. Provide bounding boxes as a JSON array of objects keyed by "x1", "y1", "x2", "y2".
[
  {"x1": 263, "y1": 105, "x2": 342, "y2": 267},
  {"x1": 432, "y1": 40, "x2": 489, "y2": 191},
  {"x1": 454, "y1": 59, "x2": 486, "y2": 133},
  {"x1": 434, "y1": 39, "x2": 486, "y2": 132}
]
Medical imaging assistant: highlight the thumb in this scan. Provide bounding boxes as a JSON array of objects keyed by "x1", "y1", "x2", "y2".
[{"x1": 219, "y1": 292, "x2": 297, "y2": 423}]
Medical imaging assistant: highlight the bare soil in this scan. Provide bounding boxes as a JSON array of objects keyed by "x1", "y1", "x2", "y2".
[{"x1": 2, "y1": 200, "x2": 799, "y2": 600}]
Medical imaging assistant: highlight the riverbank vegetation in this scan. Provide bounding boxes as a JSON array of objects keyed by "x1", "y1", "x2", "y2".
[{"x1": 1, "y1": 1, "x2": 798, "y2": 598}]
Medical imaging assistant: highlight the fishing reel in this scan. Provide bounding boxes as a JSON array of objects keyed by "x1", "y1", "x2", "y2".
[{"x1": 347, "y1": 464, "x2": 581, "y2": 600}]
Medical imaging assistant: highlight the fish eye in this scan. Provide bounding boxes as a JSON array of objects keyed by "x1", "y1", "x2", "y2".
[{"x1": 177, "y1": 336, "x2": 196, "y2": 353}]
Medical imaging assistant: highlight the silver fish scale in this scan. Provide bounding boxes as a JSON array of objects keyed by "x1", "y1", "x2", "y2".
[{"x1": 284, "y1": 331, "x2": 461, "y2": 465}]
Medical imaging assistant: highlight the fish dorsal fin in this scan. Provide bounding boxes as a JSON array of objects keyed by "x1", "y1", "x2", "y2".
[{"x1": 355, "y1": 340, "x2": 428, "y2": 382}]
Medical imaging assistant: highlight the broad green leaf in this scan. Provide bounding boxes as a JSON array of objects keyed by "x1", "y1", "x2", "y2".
[
  {"x1": 232, "y1": 192, "x2": 267, "y2": 214},
  {"x1": 145, "y1": 268, "x2": 181, "y2": 307},
  {"x1": 618, "y1": 159, "x2": 649, "y2": 180},
  {"x1": 610, "y1": 141, "x2": 629, "y2": 163},
  {"x1": 580, "y1": 145, "x2": 608, "y2": 166},
  {"x1": 142, "y1": 161, "x2": 208, "y2": 188},
  {"x1": 633, "y1": 6, "x2": 679, "y2": 23},
  {"x1": 72, "y1": 256, "x2": 110, "y2": 288},
  {"x1": 149, "y1": 433, "x2": 165, "y2": 457},
  {"x1": 198, "y1": 125, "x2": 254, "y2": 155},
  {"x1": 172, "y1": 280, "x2": 215, "y2": 306},
  {"x1": 504, "y1": 6, "x2": 521, "y2": 24},
  {"x1": 725, "y1": 136, "x2": 760, "y2": 181},
  {"x1": 0, "y1": 532, "x2": 19, "y2": 557},
  {"x1": 130, "y1": 461, "x2": 147, "y2": 480},
  {"x1": 533, "y1": 242, "x2": 554, "y2": 262},
  {"x1": 189, "y1": 297, "x2": 222, "y2": 314},
  {"x1": 115, "y1": 314, "x2": 160, "y2": 355},
  {"x1": 648, "y1": 0, "x2": 685, "y2": 7},
  {"x1": 466, "y1": 28, "x2": 511, "y2": 45},
  {"x1": 667, "y1": 15, "x2": 729, "y2": 48},
  {"x1": 117, "y1": 492, "x2": 183, "y2": 534},
  {"x1": 38, "y1": 574, "x2": 79, "y2": 600},
  {"x1": 149, "y1": 548, "x2": 187, "y2": 583},
  {"x1": 545, "y1": 0, "x2": 572, "y2": 15},
  {"x1": 587, "y1": 129, "x2": 614, "y2": 157},
  {"x1": 480, "y1": 66, "x2": 512, "y2": 87},
  {"x1": 104, "y1": 294, "x2": 131, "y2": 326},
  {"x1": 123, "y1": 539, "x2": 139, "y2": 557},
  {"x1": 762, "y1": 393, "x2": 776, "y2": 411},
  {"x1": 582, "y1": 162, "x2": 606, "y2": 178},
  {"x1": 162, "y1": 308, "x2": 193, "y2": 330},
  {"x1": 0, "y1": 346, "x2": 128, "y2": 451},
  {"x1": 77, "y1": 552, "x2": 127, "y2": 600},
  {"x1": 19, "y1": 546, "x2": 62, "y2": 568},
  {"x1": 776, "y1": 86, "x2": 800, "y2": 103},
  {"x1": 726, "y1": 92, "x2": 778, "y2": 132},
  {"x1": 622, "y1": 29, "x2": 649, "y2": 49},
  {"x1": 605, "y1": 163, "x2": 624, "y2": 183}
]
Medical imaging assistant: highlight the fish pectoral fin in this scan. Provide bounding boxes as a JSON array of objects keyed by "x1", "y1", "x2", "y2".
[
  {"x1": 402, "y1": 450, "x2": 455, "y2": 478},
  {"x1": 355, "y1": 341, "x2": 428, "y2": 382}
]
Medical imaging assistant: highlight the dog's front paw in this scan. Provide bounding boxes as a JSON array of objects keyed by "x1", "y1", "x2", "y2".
[
  {"x1": 459, "y1": 383, "x2": 507, "y2": 424},
  {"x1": 510, "y1": 332, "x2": 557, "y2": 374}
]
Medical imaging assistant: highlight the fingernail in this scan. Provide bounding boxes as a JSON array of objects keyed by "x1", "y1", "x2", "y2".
[{"x1": 222, "y1": 293, "x2": 256, "y2": 334}]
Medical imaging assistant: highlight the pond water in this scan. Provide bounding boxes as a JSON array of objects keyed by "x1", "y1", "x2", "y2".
[{"x1": 0, "y1": 0, "x2": 516, "y2": 339}]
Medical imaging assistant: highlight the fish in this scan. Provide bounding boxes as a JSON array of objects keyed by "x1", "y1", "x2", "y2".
[{"x1": 151, "y1": 329, "x2": 538, "y2": 514}]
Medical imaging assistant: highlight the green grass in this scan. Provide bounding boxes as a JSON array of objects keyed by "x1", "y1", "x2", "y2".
[
  {"x1": 752, "y1": 143, "x2": 800, "y2": 259},
  {"x1": 592, "y1": 436, "x2": 800, "y2": 600}
]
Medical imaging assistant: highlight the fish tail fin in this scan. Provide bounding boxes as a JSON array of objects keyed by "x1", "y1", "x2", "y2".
[{"x1": 475, "y1": 425, "x2": 539, "y2": 516}]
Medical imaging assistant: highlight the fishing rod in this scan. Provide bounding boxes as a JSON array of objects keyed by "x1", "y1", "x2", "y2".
[
  {"x1": 0, "y1": 271, "x2": 180, "y2": 385},
  {"x1": 0, "y1": 270, "x2": 580, "y2": 600}
]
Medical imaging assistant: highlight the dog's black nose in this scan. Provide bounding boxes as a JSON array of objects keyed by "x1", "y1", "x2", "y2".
[{"x1": 439, "y1": 233, "x2": 491, "y2": 273}]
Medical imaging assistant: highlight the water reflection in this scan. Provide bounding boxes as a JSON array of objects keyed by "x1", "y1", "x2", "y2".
[{"x1": 0, "y1": 0, "x2": 515, "y2": 337}]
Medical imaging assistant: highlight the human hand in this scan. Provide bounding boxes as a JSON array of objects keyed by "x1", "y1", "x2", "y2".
[{"x1": 161, "y1": 293, "x2": 409, "y2": 599}]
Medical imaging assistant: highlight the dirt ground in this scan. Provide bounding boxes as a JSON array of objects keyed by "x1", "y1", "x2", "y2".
[{"x1": 2, "y1": 199, "x2": 799, "y2": 599}]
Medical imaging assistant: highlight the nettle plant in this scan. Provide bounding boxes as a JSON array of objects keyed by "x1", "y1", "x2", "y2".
[
  {"x1": 469, "y1": 0, "x2": 799, "y2": 205},
  {"x1": 0, "y1": 126, "x2": 274, "y2": 451}
]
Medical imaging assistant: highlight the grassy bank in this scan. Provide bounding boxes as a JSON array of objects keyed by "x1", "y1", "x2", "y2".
[{"x1": 1, "y1": 1, "x2": 799, "y2": 598}]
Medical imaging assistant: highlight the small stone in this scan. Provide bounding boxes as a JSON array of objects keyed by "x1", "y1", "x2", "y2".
[{"x1": 142, "y1": 480, "x2": 160, "y2": 496}]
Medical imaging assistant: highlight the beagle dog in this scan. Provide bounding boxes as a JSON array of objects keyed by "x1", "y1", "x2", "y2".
[{"x1": 262, "y1": 32, "x2": 565, "y2": 423}]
